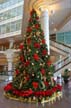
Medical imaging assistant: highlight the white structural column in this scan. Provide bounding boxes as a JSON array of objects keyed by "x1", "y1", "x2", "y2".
[
  {"x1": 9, "y1": 39, "x2": 14, "y2": 49},
  {"x1": 40, "y1": 10, "x2": 50, "y2": 54},
  {"x1": 5, "y1": 49, "x2": 14, "y2": 72}
]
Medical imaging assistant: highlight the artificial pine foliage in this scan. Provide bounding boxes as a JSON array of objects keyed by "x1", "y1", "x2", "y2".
[{"x1": 4, "y1": 9, "x2": 62, "y2": 102}]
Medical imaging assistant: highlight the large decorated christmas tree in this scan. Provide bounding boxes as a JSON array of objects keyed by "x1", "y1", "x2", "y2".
[{"x1": 4, "y1": 9, "x2": 62, "y2": 103}]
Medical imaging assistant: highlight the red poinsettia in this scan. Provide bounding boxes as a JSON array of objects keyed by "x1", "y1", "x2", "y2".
[
  {"x1": 52, "y1": 86, "x2": 57, "y2": 93},
  {"x1": 19, "y1": 89, "x2": 33, "y2": 97},
  {"x1": 34, "y1": 89, "x2": 53, "y2": 97},
  {"x1": 25, "y1": 60, "x2": 30, "y2": 66},
  {"x1": 42, "y1": 49, "x2": 47, "y2": 55},
  {"x1": 19, "y1": 43, "x2": 24, "y2": 50},
  {"x1": 15, "y1": 69, "x2": 19, "y2": 75},
  {"x1": 35, "y1": 24, "x2": 39, "y2": 29},
  {"x1": 27, "y1": 38, "x2": 31, "y2": 45},
  {"x1": 33, "y1": 53, "x2": 39, "y2": 61},
  {"x1": 4, "y1": 82, "x2": 13, "y2": 92},
  {"x1": 32, "y1": 82, "x2": 39, "y2": 89},
  {"x1": 40, "y1": 68, "x2": 45, "y2": 75},
  {"x1": 34, "y1": 43, "x2": 40, "y2": 48},
  {"x1": 47, "y1": 60, "x2": 51, "y2": 66},
  {"x1": 45, "y1": 89, "x2": 53, "y2": 96},
  {"x1": 27, "y1": 27, "x2": 32, "y2": 32},
  {"x1": 56, "y1": 84, "x2": 62, "y2": 91}
]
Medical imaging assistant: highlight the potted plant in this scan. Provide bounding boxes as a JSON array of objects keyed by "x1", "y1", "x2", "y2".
[{"x1": 62, "y1": 69, "x2": 70, "y2": 84}]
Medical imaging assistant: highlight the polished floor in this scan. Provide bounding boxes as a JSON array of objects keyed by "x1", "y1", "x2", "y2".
[{"x1": 0, "y1": 81, "x2": 71, "y2": 108}]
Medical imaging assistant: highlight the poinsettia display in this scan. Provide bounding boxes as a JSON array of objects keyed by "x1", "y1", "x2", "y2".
[{"x1": 4, "y1": 9, "x2": 62, "y2": 102}]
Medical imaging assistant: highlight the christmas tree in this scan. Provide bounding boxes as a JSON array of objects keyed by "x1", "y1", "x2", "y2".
[{"x1": 4, "y1": 9, "x2": 62, "y2": 103}]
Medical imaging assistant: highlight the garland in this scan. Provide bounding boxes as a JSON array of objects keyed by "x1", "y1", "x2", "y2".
[{"x1": 4, "y1": 82, "x2": 62, "y2": 103}]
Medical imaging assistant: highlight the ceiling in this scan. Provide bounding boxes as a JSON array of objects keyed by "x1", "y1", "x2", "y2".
[{"x1": 23, "y1": 0, "x2": 71, "y2": 34}]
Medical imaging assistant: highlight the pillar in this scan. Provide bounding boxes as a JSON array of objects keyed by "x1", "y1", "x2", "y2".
[
  {"x1": 9, "y1": 39, "x2": 14, "y2": 49},
  {"x1": 5, "y1": 49, "x2": 14, "y2": 73},
  {"x1": 40, "y1": 10, "x2": 50, "y2": 54}
]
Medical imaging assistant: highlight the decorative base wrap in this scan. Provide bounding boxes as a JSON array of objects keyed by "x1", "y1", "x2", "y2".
[{"x1": 4, "y1": 92, "x2": 62, "y2": 104}]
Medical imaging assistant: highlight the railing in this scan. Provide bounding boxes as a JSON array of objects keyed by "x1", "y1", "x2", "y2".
[
  {"x1": 50, "y1": 40, "x2": 71, "y2": 53},
  {"x1": 0, "y1": 70, "x2": 14, "y2": 82},
  {"x1": 0, "y1": 0, "x2": 23, "y2": 10},
  {"x1": 53, "y1": 54, "x2": 71, "y2": 72},
  {"x1": 50, "y1": 40, "x2": 71, "y2": 74}
]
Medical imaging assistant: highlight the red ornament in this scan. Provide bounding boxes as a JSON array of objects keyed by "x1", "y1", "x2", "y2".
[
  {"x1": 40, "y1": 68, "x2": 45, "y2": 75},
  {"x1": 27, "y1": 27, "x2": 32, "y2": 32},
  {"x1": 4, "y1": 83, "x2": 13, "y2": 92},
  {"x1": 42, "y1": 49, "x2": 47, "y2": 55},
  {"x1": 47, "y1": 60, "x2": 51, "y2": 66},
  {"x1": 35, "y1": 24, "x2": 39, "y2": 29},
  {"x1": 26, "y1": 75, "x2": 30, "y2": 81},
  {"x1": 42, "y1": 39, "x2": 45, "y2": 44},
  {"x1": 20, "y1": 55, "x2": 24, "y2": 62},
  {"x1": 34, "y1": 43, "x2": 40, "y2": 48},
  {"x1": 15, "y1": 69, "x2": 19, "y2": 75},
  {"x1": 33, "y1": 53, "x2": 39, "y2": 61},
  {"x1": 27, "y1": 38, "x2": 31, "y2": 45},
  {"x1": 36, "y1": 16, "x2": 39, "y2": 20},
  {"x1": 32, "y1": 82, "x2": 39, "y2": 89},
  {"x1": 25, "y1": 60, "x2": 30, "y2": 66},
  {"x1": 19, "y1": 43, "x2": 24, "y2": 50},
  {"x1": 29, "y1": 18, "x2": 32, "y2": 22}
]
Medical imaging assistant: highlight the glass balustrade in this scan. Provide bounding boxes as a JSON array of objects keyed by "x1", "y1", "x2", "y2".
[
  {"x1": 0, "y1": 0, "x2": 23, "y2": 10},
  {"x1": 54, "y1": 54, "x2": 71, "y2": 72},
  {"x1": 50, "y1": 40, "x2": 71, "y2": 53},
  {"x1": 0, "y1": 20, "x2": 22, "y2": 35},
  {"x1": 0, "y1": 6, "x2": 23, "y2": 22}
]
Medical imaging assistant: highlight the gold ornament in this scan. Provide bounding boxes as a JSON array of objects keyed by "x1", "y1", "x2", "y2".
[
  {"x1": 28, "y1": 49, "x2": 31, "y2": 52},
  {"x1": 32, "y1": 73, "x2": 35, "y2": 76},
  {"x1": 36, "y1": 31, "x2": 40, "y2": 36},
  {"x1": 33, "y1": 96, "x2": 36, "y2": 101},
  {"x1": 48, "y1": 72, "x2": 51, "y2": 75},
  {"x1": 32, "y1": 63, "x2": 34, "y2": 65},
  {"x1": 37, "y1": 76, "x2": 39, "y2": 78},
  {"x1": 36, "y1": 51, "x2": 38, "y2": 53},
  {"x1": 40, "y1": 63, "x2": 42, "y2": 66},
  {"x1": 40, "y1": 42, "x2": 42, "y2": 45},
  {"x1": 34, "y1": 35, "x2": 36, "y2": 37},
  {"x1": 28, "y1": 57, "x2": 30, "y2": 60}
]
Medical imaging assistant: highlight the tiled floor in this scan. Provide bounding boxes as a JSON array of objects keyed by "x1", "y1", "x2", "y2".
[{"x1": 0, "y1": 81, "x2": 71, "y2": 108}]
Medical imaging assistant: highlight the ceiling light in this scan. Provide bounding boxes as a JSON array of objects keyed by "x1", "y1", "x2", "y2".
[{"x1": 54, "y1": 28, "x2": 57, "y2": 32}]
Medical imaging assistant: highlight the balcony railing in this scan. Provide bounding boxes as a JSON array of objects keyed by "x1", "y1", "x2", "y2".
[
  {"x1": 50, "y1": 40, "x2": 71, "y2": 54},
  {"x1": 0, "y1": 0, "x2": 24, "y2": 10}
]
